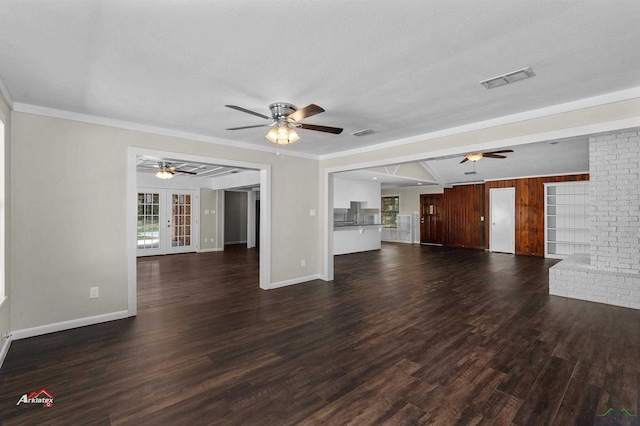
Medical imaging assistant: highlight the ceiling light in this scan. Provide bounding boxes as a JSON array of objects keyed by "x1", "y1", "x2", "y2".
[
  {"x1": 265, "y1": 123, "x2": 299, "y2": 145},
  {"x1": 465, "y1": 153, "x2": 484, "y2": 162},
  {"x1": 155, "y1": 170, "x2": 173, "y2": 179},
  {"x1": 480, "y1": 67, "x2": 535, "y2": 89}
]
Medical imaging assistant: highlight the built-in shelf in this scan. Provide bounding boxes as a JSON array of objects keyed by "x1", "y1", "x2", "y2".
[
  {"x1": 381, "y1": 215, "x2": 412, "y2": 243},
  {"x1": 544, "y1": 181, "x2": 590, "y2": 259}
]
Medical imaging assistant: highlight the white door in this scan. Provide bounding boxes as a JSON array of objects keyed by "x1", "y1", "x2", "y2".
[
  {"x1": 490, "y1": 187, "x2": 515, "y2": 254},
  {"x1": 137, "y1": 188, "x2": 198, "y2": 256},
  {"x1": 137, "y1": 190, "x2": 163, "y2": 256},
  {"x1": 166, "y1": 190, "x2": 197, "y2": 254}
]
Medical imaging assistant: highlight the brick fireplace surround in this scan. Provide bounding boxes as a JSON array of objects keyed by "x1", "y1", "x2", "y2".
[{"x1": 549, "y1": 128, "x2": 640, "y2": 309}]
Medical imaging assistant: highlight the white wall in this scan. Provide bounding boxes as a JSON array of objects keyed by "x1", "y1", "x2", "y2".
[
  {"x1": 0, "y1": 93, "x2": 10, "y2": 363},
  {"x1": 10, "y1": 112, "x2": 321, "y2": 332},
  {"x1": 200, "y1": 188, "x2": 224, "y2": 251}
]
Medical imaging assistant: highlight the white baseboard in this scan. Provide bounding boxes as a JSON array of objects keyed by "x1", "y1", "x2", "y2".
[
  {"x1": 0, "y1": 336, "x2": 11, "y2": 369},
  {"x1": 269, "y1": 274, "x2": 325, "y2": 290},
  {"x1": 198, "y1": 248, "x2": 224, "y2": 253},
  {"x1": 12, "y1": 310, "x2": 131, "y2": 341}
]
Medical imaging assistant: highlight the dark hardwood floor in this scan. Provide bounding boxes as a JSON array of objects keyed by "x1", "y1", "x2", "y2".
[{"x1": 1, "y1": 243, "x2": 639, "y2": 425}]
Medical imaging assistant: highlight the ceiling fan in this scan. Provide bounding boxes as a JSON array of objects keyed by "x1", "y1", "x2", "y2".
[
  {"x1": 460, "y1": 150, "x2": 514, "y2": 163},
  {"x1": 225, "y1": 103, "x2": 343, "y2": 145},
  {"x1": 151, "y1": 162, "x2": 198, "y2": 179}
]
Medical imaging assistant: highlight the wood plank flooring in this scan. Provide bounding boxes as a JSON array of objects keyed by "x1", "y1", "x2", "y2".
[{"x1": 1, "y1": 243, "x2": 639, "y2": 425}]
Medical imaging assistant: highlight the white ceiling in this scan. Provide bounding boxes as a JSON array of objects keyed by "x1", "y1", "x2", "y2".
[{"x1": 1, "y1": 1, "x2": 639, "y2": 178}]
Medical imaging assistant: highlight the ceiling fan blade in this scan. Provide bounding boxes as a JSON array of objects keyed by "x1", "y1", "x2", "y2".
[
  {"x1": 460, "y1": 158, "x2": 469, "y2": 164},
  {"x1": 486, "y1": 149, "x2": 514, "y2": 154},
  {"x1": 174, "y1": 170, "x2": 198, "y2": 175},
  {"x1": 225, "y1": 105, "x2": 270, "y2": 120},
  {"x1": 297, "y1": 123, "x2": 343, "y2": 134},
  {"x1": 226, "y1": 124, "x2": 271, "y2": 131},
  {"x1": 483, "y1": 154, "x2": 507, "y2": 159},
  {"x1": 287, "y1": 104, "x2": 325, "y2": 122}
]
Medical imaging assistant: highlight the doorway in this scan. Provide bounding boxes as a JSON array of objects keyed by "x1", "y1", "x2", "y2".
[
  {"x1": 420, "y1": 194, "x2": 443, "y2": 245},
  {"x1": 137, "y1": 188, "x2": 198, "y2": 256},
  {"x1": 489, "y1": 187, "x2": 515, "y2": 254},
  {"x1": 128, "y1": 148, "x2": 273, "y2": 317}
]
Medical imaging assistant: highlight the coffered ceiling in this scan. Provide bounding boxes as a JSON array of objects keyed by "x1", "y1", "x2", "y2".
[{"x1": 1, "y1": 1, "x2": 639, "y2": 175}]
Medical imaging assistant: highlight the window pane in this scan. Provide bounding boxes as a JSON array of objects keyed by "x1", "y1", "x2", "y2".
[{"x1": 381, "y1": 196, "x2": 399, "y2": 228}]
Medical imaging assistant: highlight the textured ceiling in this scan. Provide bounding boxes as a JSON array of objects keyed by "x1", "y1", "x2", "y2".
[{"x1": 1, "y1": 1, "x2": 639, "y2": 161}]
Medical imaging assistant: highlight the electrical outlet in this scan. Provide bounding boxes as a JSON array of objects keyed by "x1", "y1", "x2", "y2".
[
  {"x1": 204, "y1": 238, "x2": 208, "y2": 243},
  {"x1": 90, "y1": 287, "x2": 99, "y2": 299},
  {"x1": 300, "y1": 259, "x2": 306, "y2": 267}
]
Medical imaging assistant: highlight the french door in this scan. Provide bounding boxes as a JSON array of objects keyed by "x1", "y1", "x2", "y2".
[{"x1": 137, "y1": 188, "x2": 198, "y2": 256}]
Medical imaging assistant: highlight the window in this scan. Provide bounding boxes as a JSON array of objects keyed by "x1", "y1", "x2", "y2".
[
  {"x1": 381, "y1": 196, "x2": 399, "y2": 228},
  {"x1": 0, "y1": 119, "x2": 4, "y2": 303}
]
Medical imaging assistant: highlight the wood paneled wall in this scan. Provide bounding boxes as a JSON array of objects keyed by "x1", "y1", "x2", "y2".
[
  {"x1": 442, "y1": 184, "x2": 485, "y2": 250},
  {"x1": 484, "y1": 174, "x2": 589, "y2": 256},
  {"x1": 435, "y1": 174, "x2": 589, "y2": 256}
]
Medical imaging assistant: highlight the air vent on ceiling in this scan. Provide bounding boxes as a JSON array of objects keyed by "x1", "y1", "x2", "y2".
[
  {"x1": 351, "y1": 129, "x2": 376, "y2": 137},
  {"x1": 464, "y1": 171, "x2": 477, "y2": 175},
  {"x1": 480, "y1": 67, "x2": 535, "y2": 89}
]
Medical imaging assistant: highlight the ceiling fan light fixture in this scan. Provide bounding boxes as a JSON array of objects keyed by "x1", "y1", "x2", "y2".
[
  {"x1": 266, "y1": 125, "x2": 299, "y2": 145},
  {"x1": 466, "y1": 153, "x2": 484, "y2": 162},
  {"x1": 155, "y1": 170, "x2": 173, "y2": 179}
]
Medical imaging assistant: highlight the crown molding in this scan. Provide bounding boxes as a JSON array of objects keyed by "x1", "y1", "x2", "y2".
[
  {"x1": 318, "y1": 86, "x2": 640, "y2": 160},
  {"x1": 11, "y1": 103, "x2": 319, "y2": 161}
]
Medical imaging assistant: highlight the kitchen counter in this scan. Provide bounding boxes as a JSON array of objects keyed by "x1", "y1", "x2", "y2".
[{"x1": 333, "y1": 224, "x2": 382, "y2": 255}]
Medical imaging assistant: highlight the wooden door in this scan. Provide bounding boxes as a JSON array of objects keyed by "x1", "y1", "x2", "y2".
[{"x1": 420, "y1": 194, "x2": 443, "y2": 245}]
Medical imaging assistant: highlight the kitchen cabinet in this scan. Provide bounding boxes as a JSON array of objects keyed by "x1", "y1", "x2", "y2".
[{"x1": 334, "y1": 177, "x2": 381, "y2": 209}]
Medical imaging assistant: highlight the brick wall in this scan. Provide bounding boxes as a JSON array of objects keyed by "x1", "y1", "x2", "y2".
[
  {"x1": 589, "y1": 130, "x2": 640, "y2": 274},
  {"x1": 549, "y1": 128, "x2": 640, "y2": 309}
]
